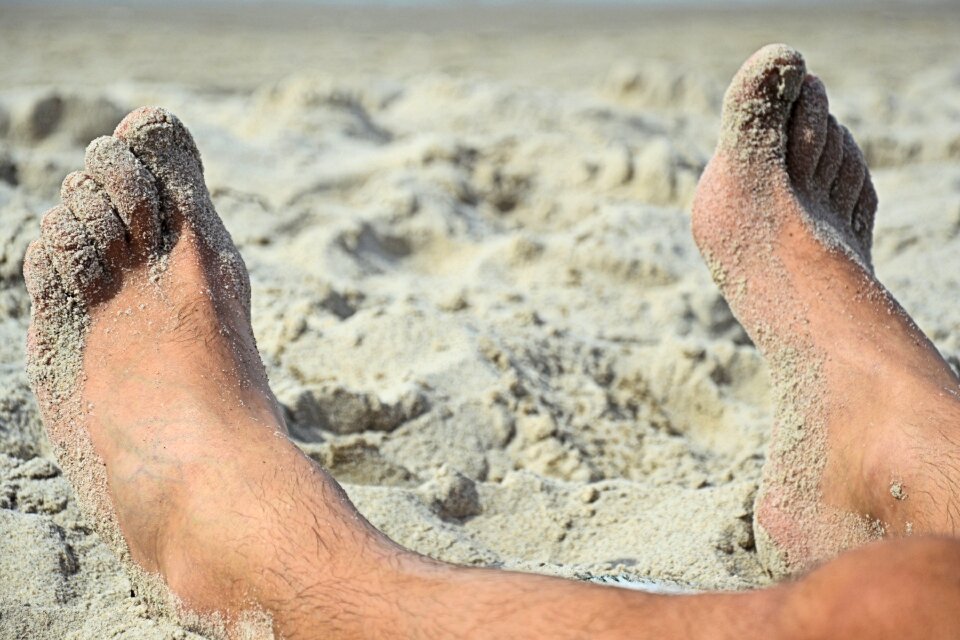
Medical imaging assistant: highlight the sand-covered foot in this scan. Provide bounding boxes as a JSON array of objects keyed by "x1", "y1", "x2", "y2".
[
  {"x1": 23, "y1": 108, "x2": 390, "y2": 636},
  {"x1": 692, "y1": 45, "x2": 960, "y2": 576}
]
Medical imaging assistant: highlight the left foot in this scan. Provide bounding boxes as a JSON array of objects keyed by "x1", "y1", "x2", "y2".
[{"x1": 692, "y1": 45, "x2": 960, "y2": 576}]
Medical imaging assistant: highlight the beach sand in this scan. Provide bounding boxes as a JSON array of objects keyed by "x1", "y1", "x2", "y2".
[{"x1": 0, "y1": 3, "x2": 959, "y2": 637}]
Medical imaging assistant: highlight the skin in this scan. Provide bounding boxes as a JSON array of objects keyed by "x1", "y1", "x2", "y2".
[{"x1": 22, "y1": 45, "x2": 960, "y2": 639}]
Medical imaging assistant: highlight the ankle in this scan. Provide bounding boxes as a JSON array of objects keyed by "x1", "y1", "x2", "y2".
[
  {"x1": 159, "y1": 437, "x2": 418, "y2": 634},
  {"x1": 270, "y1": 537, "x2": 427, "y2": 638},
  {"x1": 855, "y1": 387, "x2": 960, "y2": 533}
]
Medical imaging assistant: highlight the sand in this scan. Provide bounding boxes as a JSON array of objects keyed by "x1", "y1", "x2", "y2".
[{"x1": 0, "y1": 3, "x2": 959, "y2": 637}]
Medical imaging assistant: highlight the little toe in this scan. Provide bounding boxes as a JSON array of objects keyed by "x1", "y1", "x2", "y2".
[
  {"x1": 61, "y1": 171, "x2": 128, "y2": 265},
  {"x1": 40, "y1": 205, "x2": 104, "y2": 299},
  {"x1": 829, "y1": 128, "x2": 867, "y2": 219},
  {"x1": 23, "y1": 237, "x2": 87, "y2": 406},
  {"x1": 23, "y1": 239, "x2": 62, "y2": 316},
  {"x1": 23, "y1": 239, "x2": 68, "y2": 381},
  {"x1": 812, "y1": 116, "x2": 844, "y2": 193},
  {"x1": 84, "y1": 135, "x2": 161, "y2": 256},
  {"x1": 851, "y1": 176, "x2": 878, "y2": 255},
  {"x1": 787, "y1": 75, "x2": 830, "y2": 189},
  {"x1": 719, "y1": 43, "x2": 807, "y2": 159}
]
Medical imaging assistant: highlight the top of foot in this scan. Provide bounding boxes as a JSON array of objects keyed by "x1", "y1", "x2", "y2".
[
  {"x1": 24, "y1": 107, "x2": 286, "y2": 633},
  {"x1": 691, "y1": 45, "x2": 930, "y2": 578}
]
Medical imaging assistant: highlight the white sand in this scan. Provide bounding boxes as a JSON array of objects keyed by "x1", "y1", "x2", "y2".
[{"x1": 0, "y1": 4, "x2": 959, "y2": 637}]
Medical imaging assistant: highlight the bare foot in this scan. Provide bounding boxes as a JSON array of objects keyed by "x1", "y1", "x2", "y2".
[
  {"x1": 692, "y1": 45, "x2": 960, "y2": 576},
  {"x1": 23, "y1": 108, "x2": 399, "y2": 636}
]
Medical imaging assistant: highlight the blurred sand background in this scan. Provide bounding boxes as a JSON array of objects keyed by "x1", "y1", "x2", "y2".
[{"x1": 0, "y1": 2, "x2": 959, "y2": 637}]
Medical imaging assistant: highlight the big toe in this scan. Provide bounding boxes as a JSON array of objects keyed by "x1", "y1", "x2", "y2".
[
  {"x1": 114, "y1": 107, "x2": 212, "y2": 237},
  {"x1": 719, "y1": 44, "x2": 807, "y2": 161},
  {"x1": 114, "y1": 107, "x2": 232, "y2": 251},
  {"x1": 115, "y1": 107, "x2": 250, "y2": 303}
]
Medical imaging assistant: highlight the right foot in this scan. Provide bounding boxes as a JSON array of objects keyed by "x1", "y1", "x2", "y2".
[
  {"x1": 692, "y1": 45, "x2": 960, "y2": 576},
  {"x1": 24, "y1": 108, "x2": 401, "y2": 636}
]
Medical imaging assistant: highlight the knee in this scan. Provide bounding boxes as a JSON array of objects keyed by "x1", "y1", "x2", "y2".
[{"x1": 784, "y1": 537, "x2": 960, "y2": 640}]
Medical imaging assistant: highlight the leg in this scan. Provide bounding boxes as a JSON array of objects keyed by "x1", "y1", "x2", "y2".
[{"x1": 692, "y1": 45, "x2": 960, "y2": 575}]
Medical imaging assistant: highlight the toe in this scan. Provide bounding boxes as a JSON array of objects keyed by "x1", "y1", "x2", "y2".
[
  {"x1": 23, "y1": 238, "x2": 82, "y2": 402},
  {"x1": 813, "y1": 116, "x2": 844, "y2": 192},
  {"x1": 829, "y1": 128, "x2": 867, "y2": 219},
  {"x1": 84, "y1": 135, "x2": 161, "y2": 256},
  {"x1": 719, "y1": 44, "x2": 807, "y2": 160},
  {"x1": 851, "y1": 175, "x2": 878, "y2": 255},
  {"x1": 23, "y1": 239, "x2": 61, "y2": 316},
  {"x1": 113, "y1": 107, "x2": 211, "y2": 233},
  {"x1": 23, "y1": 240, "x2": 64, "y2": 378},
  {"x1": 40, "y1": 205, "x2": 104, "y2": 298},
  {"x1": 787, "y1": 75, "x2": 830, "y2": 189},
  {"x1": 114, "y1": 107, "x2": 251, "y2": 304},
  {"x1": 61, "y1": 171, "x2": 128, "y2": 265}
]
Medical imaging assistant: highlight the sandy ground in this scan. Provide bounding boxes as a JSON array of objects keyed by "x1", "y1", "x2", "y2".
[{"x1": 0, "y1": 3, "x2": 959, "y2": 637}]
